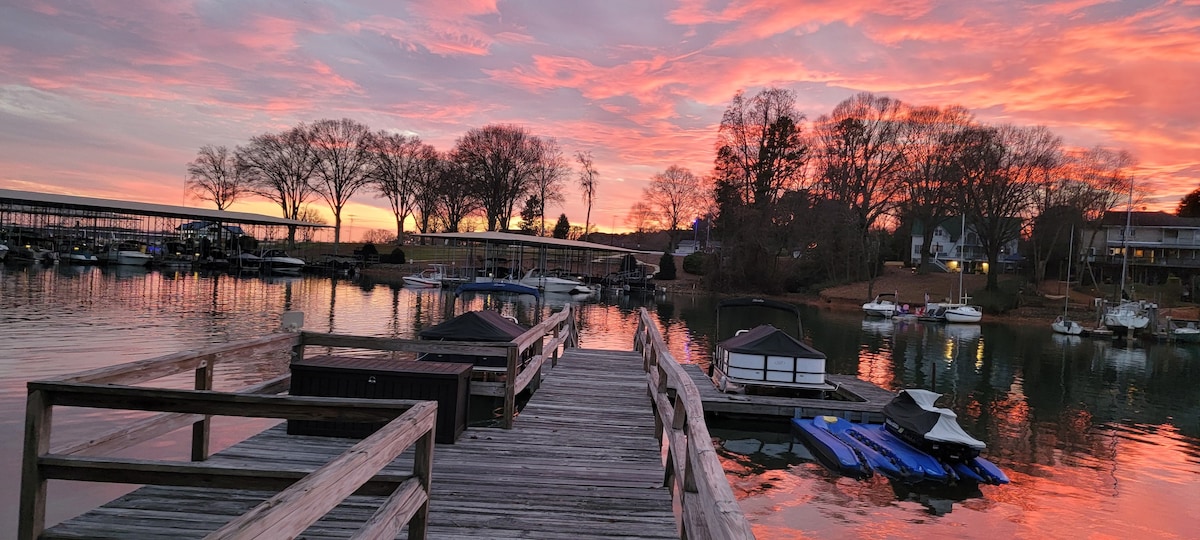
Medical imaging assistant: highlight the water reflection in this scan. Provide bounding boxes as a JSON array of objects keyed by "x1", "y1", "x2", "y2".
[{"x1": 2, "y1": 264, "x2": 1199, "y2": 537}]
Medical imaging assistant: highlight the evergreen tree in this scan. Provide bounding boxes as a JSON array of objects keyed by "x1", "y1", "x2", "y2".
[
  {"x1": 552, "y1": 213, "x2": 571, "y2": 239},
  {"x1": 657, "y1": 251, "x2": 677, "y2": 280}
]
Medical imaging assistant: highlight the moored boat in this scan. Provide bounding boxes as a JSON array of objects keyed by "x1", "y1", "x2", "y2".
[
  {"x1": 882, "y1": 389, "x2": 986, "y2": 462},
  {"x1": 862, "y1": 292, "x2": 899, "y2": 318},
  {"x1": 1051, "y1": 315, "x2": 1084, "y2": 336},
  {"x1": 710, "y1": 297, "x2": 832, "y2": 394},
  {"x1": 943, "y1": 304, "x2": 983, "y2": 324},
  {"x1": 104, "y1": 242, "x2": 153, "y2": 266},
  {"x1": 1102, "y1": 301, "x2": 1151, "y2": 334},
  {"x1": 518, "y1": 268, "x2": 592, "y2": 294},
  {"x1": 403, "y1": 265, "x2": 447, "y2": 288},
  {"x1": 791, "y1": 415, "x2": 1006, "y2": 485},
  {"x1": 257, "y1": 249, "x2": 306, "y2": 275}
]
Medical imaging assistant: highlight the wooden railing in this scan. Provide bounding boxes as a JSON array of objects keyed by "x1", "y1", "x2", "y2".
[
  {"x1": 634, "y1": 308, "x2": 755, "y2": 540},
  {"x1": 19, "y1": 331, "x2": 437, "y2": 540},
  {"x1": 19, "y1": 306, "x2": 576, "y2": 538}
]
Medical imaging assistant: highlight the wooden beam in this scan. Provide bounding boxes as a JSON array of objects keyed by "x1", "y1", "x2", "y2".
[
  {"x1": 30, "y1": 382, "x2": 423, "y2": 422},
  {"x1": 299, "y1": 332, "x2": 508, "y2": 357},
  {"x1": 351, "y1": 477, "x2": 427, "y2": 540},
  {"x1": 51, "y1": 374, "x2": 292, "y2": 457},
  {"x1": 18, "y1": 389, "x2": 51, "y2": 540},
  {"x1": 204, "y1": 401, "x2": 437, "y2": 539},
  {"x1": 59, "y1": 333, "x2": 298, "y2": 385}
]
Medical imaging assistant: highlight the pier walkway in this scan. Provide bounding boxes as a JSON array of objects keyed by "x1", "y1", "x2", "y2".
[{"x1": 42, "y1": 348, "x2": 679, "y2": 539}]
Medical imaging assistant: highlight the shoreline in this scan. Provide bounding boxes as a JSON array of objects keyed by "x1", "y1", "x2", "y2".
[{"x1": 361, "y1": 264, "x2": 1197, "y2": 327}]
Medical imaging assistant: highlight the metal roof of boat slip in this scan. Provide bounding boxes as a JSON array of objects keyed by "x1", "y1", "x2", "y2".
[
  {"x1": 416, "y1": 230, "x2": 644, "y2": 253},
  {"x1": 0, "y1": 188, "x2": 328, "y2": 228}
]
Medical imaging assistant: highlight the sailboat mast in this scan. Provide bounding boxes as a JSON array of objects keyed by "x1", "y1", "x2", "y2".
[
  {"x1": 1065, "y1": 224, "x2": 1073, "y2": 313},
  {"x1": 959, "y1": 214, "x2": 966, "y2": 303},
  {"x1": 1119, "y1": 179, "x2": 1133, "y2": 301}
]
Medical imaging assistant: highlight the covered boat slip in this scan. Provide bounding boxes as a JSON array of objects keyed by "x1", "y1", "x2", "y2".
[{"x1": 41, "y1": 349, "x2": 678, "y2": 539}]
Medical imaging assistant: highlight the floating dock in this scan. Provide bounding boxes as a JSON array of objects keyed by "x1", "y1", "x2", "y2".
[{"x1": 686, "y1": 365, "x2": 894, "y2": 423}]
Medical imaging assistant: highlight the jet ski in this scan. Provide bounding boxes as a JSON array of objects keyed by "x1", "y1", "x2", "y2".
[
  {"x1": 882, "y1": 389, "x2": 986, "y2": 462},
  {"x1": 791, "y1": 416, "x2": 1008, "y2": 486}
]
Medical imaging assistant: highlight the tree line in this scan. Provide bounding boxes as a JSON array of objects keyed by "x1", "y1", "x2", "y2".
[
  {"x1": 670, "y1": 88, "x2": 1140, "y2": 295},
  {"x1": 186, "y1": 119, "x2": 601, "y2": 249}
]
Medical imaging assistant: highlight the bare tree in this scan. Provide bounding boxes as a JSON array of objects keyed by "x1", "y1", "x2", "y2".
[
  {"x1": 711, "y1": 87, "x2": 810, "y2": 292},
  {"x1": 576, "y1": 150, "x2": 597, "y2": 240},
  {"x1": 898, "y1": 105, "x2": 975, "y2": 272},
  {"x1": 237, "y1": 126, "x2": 320, "y2": 248},
  {"x1": 455, "y1": 124, "x2": 540, "y2": 231},
  {"x1": 435, "y1": 154, "x2": 479, "y2": 233},
  {"x1": 370, "y1": 131, "x2": 435, "y2": 241},
  {"x1": 309, "y1": 118, "x2": 374, "y2": 252},
  {"x1": 625, "y1": 201, "x2": 656, "y2": 248},
  {"x1": 529, "y1": 138, "x2": 568, "y2": 236},
  {"x1": 959, "y1": 124, "x2": 1061, "y2": 291},
  {"x1": 186, "y1": 145, "x2": 248, "y2": 211},
  {"x1": 812, "y1": 93, "x2": 910, "y2": 292},
  {"x1": 295, "y1": 205, "x2": 325, "y2": 243},
  {"x1": 645, "y1": 165, "x2": 708, "y2": 248},
  {"x1": 713, "y1": 88, "x2": 809, "y2": 208}
]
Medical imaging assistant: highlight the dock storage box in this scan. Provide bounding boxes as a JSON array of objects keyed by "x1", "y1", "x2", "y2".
[{"x1": 288, "y1": 356, "x2": 471, "y2": 444}]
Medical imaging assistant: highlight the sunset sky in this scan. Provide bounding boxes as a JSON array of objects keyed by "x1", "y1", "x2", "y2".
[{"x1": 1, "y1": 0, "x2": 1197, "y2": 237}]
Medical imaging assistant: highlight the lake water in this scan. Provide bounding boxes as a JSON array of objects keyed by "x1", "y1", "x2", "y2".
[{"x1": 2, "y1": 263, "x2": 1198, "y2": 538}]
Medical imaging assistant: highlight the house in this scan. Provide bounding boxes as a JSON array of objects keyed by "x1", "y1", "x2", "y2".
[
  {"x1": 1084, "y1": 211, "x2": 1200, "y2": 285},
  {"x1": 909, "y1": 216, "x2": 1020, "y2": 273}
]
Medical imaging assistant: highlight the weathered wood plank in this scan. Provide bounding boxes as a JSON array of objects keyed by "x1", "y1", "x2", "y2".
[
  {"x1": 59, "y1": 333, "x2": 298, "y2": 385},
  {"x1": 31, "y1": 382, "x2": 425, "y2": 422},
  {"x1": 205, "y1": 401, "x2": 436, "y2": 539}
]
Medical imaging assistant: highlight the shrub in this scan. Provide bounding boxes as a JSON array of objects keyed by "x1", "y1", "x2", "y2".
[
  {"x1": 380, "y1": 248, "x2": 406, "y2": 264},
  {"x1": 682, "y1": 252, "x2": 707, "y2": 275}
]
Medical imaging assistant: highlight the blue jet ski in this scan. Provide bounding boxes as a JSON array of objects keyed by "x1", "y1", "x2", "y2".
[
  {"x1": 791, "y1": 416, "x2": 872, "y2": 479},
  {"x1": 792, "y1": 415, "x2": 1009, "y2": 486}
]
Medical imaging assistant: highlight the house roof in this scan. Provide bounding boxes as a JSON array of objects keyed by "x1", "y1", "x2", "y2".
[{"x1": 1100, "y1": 211, "x2": 1200, "y2": 228}]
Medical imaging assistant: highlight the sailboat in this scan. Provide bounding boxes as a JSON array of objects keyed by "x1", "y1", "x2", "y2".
[
  {"x1": 944, "y1": 215, "x2": 983, "y2": 324},
  {"x1": 1051, "y1": 225, "x2": 1084, "y2": 336},
  {"x1": 1102, "y1": 181, "x2": 1150, "y2": 335}
]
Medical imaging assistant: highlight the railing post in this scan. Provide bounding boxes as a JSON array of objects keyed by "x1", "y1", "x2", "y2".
[
  {"x1": 503, "y1": 345, "x2": 518, "y2": 429},
  {"x1": 409, "y1": 418, "x2": 436, "y2": 540},
  {"x1": 18, "y1": 388, "x2": 52, "y2": 540},
  {"x1": 191, "y1": 357, "x2": 214, "y2": 461}
]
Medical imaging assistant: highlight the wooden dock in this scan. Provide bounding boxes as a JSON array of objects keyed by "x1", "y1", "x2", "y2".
[
  {"x1": 685, "y1": 366, "x2": 894, "y2": 423},
  {"x1": 42, "y1": 348, "x2": 679, "y2": 539}
]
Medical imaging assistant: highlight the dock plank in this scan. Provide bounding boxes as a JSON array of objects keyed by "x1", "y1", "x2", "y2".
[{"x1": 42, "y1": 349, "x2": 678, "y2": 539}]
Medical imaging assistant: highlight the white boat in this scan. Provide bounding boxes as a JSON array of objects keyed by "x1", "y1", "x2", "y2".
[
  {"x1": 232, "y1": 252, "x2": 262, "y2": 273},
  {"x1": 862, "y1": 292, "x2": 899, "y2": 318},
  {"x1": 404, "y1": 265, "x2": 446, "y2": 288},
  {"x1": 518, "y1": 268, "x2": 592, "y2": 294},
  {"x1": 1103, "y1": 181, "x2": 1148, "y2": 336},
  {"x1": 944, "y1": 216, "x2": 983, "y2": 324},
  {"x1": 0, "y1": 243, "x2": 8, "y2": 261},
  {"x1": 104, "y1": 242, "x2": 153, "y2": 266},
  {"x1": 710, "y1": 297, "x2": 834, "y2": 394},
  {"x1": 60, "y1": 245, "x2": 99, "y2": 264},
  {"x1": 1168, "y1": 319, "x2": 1200, "y2": 343},
  {"x1": 943, "y1": 304, "x2": 983, "y2": 323},
  {"x1": 257, "y1": 249, "x2": 305, "y2": 275},
  {"x1": 1050, "y1": 225, "x2": 1082, "y2": 336},
  {"x1": 1051, "y1": 315, "x2": 1084, "y2": 336},
  {"x1": 1103, "y1": 301, "x2": 1150, "y2": 333}
]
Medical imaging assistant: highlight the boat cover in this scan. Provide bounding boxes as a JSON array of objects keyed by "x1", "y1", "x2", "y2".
[
  {"x1": 419, "y1": 310, "x2": 527, "y2": 342},
  {"x1": 718, "y1": 324, "x2": 825, "y2": 359},
  {"x1": 882, "y1": 389, "x2": 985, "y2": 451}
]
